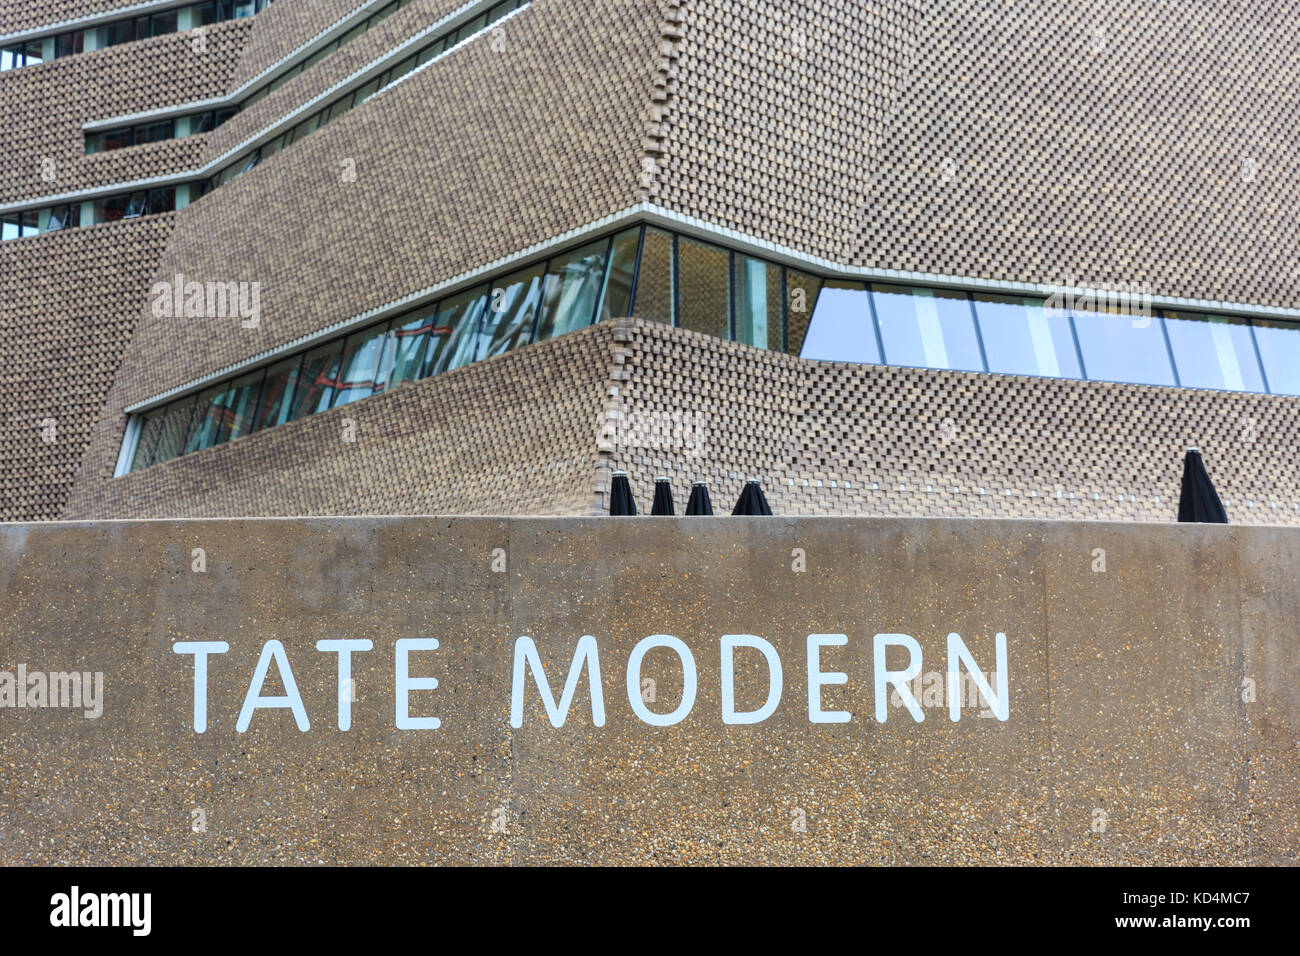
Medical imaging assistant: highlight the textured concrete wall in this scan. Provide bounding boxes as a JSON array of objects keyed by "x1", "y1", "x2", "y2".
[{"x1": 0, "y1": 515, "x2": 1295, "y2": 865}]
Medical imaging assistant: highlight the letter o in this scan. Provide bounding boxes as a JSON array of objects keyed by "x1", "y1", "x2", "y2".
[{"x1": 626, "y1": 635, "x2": 696, "y2": 726}]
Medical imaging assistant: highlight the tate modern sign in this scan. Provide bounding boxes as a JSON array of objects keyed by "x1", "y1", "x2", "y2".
[{"x1": 171, "y1": 631, "x2": 1010, "y2": 733}]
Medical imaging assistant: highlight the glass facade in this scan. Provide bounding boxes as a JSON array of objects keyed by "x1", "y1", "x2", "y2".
[
  {"x1": 121, "y1": 223, "x2": 1300, "y2": 474},
  {"x1": 2, "y1": 0, "x2": 275, "y2": 72}
]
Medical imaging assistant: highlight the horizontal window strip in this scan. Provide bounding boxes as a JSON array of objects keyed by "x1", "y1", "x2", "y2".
[
  {"x1": 116, "y1": 222, "x2": 1300, "y2": 476},
  {"x1": 1, "y1": 0, "x2": 274, "y2": 71}
]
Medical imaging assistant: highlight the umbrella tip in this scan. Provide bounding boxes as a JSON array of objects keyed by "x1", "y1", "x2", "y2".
[
  {"x1": 693, "y1": 480, "x2": 708, "y2": 486},
  {"x1": 612, "y1": 469, "x2": 628, "y2": 477},
  {"x1": 746, "y1": 476, "x2": 761, "y2": 484},
  {"x1": 655, "y1": 475, "x2": 670, "y2": 483},
  {"x1": 1186, "y1": 446, "x2": 1199, "y2": 453}
]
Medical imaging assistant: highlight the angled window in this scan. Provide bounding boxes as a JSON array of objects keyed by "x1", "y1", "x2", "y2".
[
  {"x1": 800, "y1": 279, "x2": 878, "y2": 364},
  {"x1": 537, "y1": 239, "x2": 609, "y2": 341},
  {"x1": 873, "y1": 284, "x2": 982, "y2": 372},
  {"x1": 972, "y1": 293, "x2": 1082, "y2": 379},
  {"x1": 290, "y1": 341, "x2": 344, "y2": 419}
]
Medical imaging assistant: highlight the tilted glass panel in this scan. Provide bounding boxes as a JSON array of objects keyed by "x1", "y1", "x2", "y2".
[
  {"x1": 333, "y1": 322, "x2": 393, "y2": 408},
  {"x1": 220, "y1": 369, "x2": 265, "y2": 442},
  {"x1": 536, "y1": 239, "x2": 609, "y2": 341},
  {"x1": 479, "y1": 264, "x2": 545, "y2": 360},
  {"x1": 290, "y1": 340, "x2": 344, "y2": 419},
  {"x1": 130, "y1": 408, "x2": 166, "y2": 471},
  {"x1": 1071, "y1": 305, "x2": 1175, "y2": 386},
  {"x1": 677, "y1": 237, "x2": 730, "y2": 339},
  {"x1": 785, "y1": 269, "x2": 822, "y2": 357},
  {"x1": 1252, "y1": 320, "x2": 1300, "y2": 395},
  {"x1": 152, "y1": 396, "x2": 196, "y2": 465},
  {"x1": 873, "y1": 284, "x2": 982, "y2": 371},
  {"x1": 184, "y1": 386, "x2": 228, "y2": 454},
  {"x1": 428, "y1": 284, "x2": 490, "y2": 375},
  {"x1": 631, "y1": 227, "x2": 674, "y2": 325},
  {"x1": 251, "y1": 355, "x2": 303, "y2": 432},
  {"x1": 1163, "y1": 311, "x2": 1265, "y2": 392},
  {"x1": 972, "y1": 293, "x2": 1082, "y2": 379},
  {"x1": 387, "y1": 310, "x2": 435, "y2": 386},
  {"x1": 734, "y1": 255, "x2": 783, "y2": 351},
  {"x1": 597, "y1": 227, "x2": 640, "y2": 322},
  {"x1": 800, "y1": 280, "x2": 878, "y2": 364}
]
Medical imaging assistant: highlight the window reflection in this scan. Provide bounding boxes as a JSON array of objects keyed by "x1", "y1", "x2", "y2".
[
  {"x1": 537, "y1": 240, "x2": 608, "y2": 341},
  {"x1": 123, "y1": 223, "x2": 1300, "y2": 474},
  {"x1": 1071, "y1": 307, "x2": 1176, "y2": 386},
  {"x1": 800, "y1": 280, "x2": 877, "y2": 364},
  {"x1": 973, "y1": 293, "x2": 1081, "y2": 379},
  {"x1": 1252, "y1": 320, "x2": 1300, "y2": 395},
  {"x1": 873, "y1": 284, "x2": 981, "y2": 371},
  {"x1": 1163, "y1": 311, "x2": 1265, "y2": 392},
  {"x1": 735, "y1": 256, "x2": 782, "y2": 351}
]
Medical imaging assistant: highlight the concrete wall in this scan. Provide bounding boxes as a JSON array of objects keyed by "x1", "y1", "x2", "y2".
[{"x1": 0, "y1": 515, "x2": 1295, "y2": 865}]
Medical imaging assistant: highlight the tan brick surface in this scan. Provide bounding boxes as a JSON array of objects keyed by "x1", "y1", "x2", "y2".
[{"x1": 0, "y1": 214, "x2": 175, "y2": 521}]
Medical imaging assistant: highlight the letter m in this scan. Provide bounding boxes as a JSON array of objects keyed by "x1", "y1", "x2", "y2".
[{"x1": 510, "y1": 636, "x2": 605, "y2": 728}]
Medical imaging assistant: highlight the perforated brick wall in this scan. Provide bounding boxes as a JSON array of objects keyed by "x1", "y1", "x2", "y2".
[
  {"x1": 0, "y1": 214, "x2": 176, "y2": 522},
  {"x1": 0, "y1": 19, "x2": 250, "y2": 207},
  {"x1": 602, "y1": 319, "x2": 1300, "y2": 526}
]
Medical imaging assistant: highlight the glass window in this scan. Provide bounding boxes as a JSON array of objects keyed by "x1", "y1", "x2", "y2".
[
  {"x1": 597, "y1": 227, "x2": 640, "y2": 322},
  {"x1": 251, "y1": 355, "x2": 303, "y2": 432},
  {"x1": 219, "y1": 370, "x2": 265, "y2": 442},
  {"x1": 290, "y1": 341, "x2": 344, "y2": 419},
  {"x1": 416, "y1": 39, "x2": 446, "y2": 66},
  {"x1": 388, "y1": 56, "x2": 417, "y2": 83},
  {"x1": 1252, "y1": 320, "x2": 1300, "y2": 395},
  {"x1": 487, "y1": 1, "x2": 514, "y2": 25},
  {"x1": 102, "y1": 127, "x2": 132, "y2": 151},
  {"x1": 387, "y1": 310, "x2": 435, "y2": 386},
  {"x1": 479, "y1": 264, "x2": 545, "y2": 360},
  {"x1": 1, "y1": 214, "x2": 18, "y2": 241},
  {"x1": 21, "y1": 40, "x2": 43, "y2": 64},
  {"x1": 130, "y1": 408, "x2": 166, "y2": 471},
  {"x1": 428, "y1": 284, "x2": 490, "y2": 375},
  {"x1": 123, "y1": 192, "x2": 149, "y2": 219},
  {"x1": 1163, "y1": 311, "x2": 1265, "y2": 392},
  {"x1": 1071, "y1": 306, "x2": 1176, "y2": 386},
  {"x1": 972, "y1": 293, "x2": 1082, "y2": 379},
  {"x1": 92, "y1": 194, "x2": 130, "y2": 223},
  {"x1": 55, "y1": 32, "x2": 84, "y2": 57},
  {"x1": 333, "y1": 323, "x2": 393, "y2": 408},
  {"x1": 153, "y1": 396, "x2": 197, "y2": 464},
  {"x1": 873, "y1": 284, "x2": 982, "y2": 371},
  {"x1": 352, "y1": 77, "x2": 382, "y2": 105},
  {"x1": 184, "y1": 386, "x2": 228, "y2": 454},
  {"x1": 536, "y1": 239, "x2": 609, "y2": 341},
  {"x1": 631, "y1": 227, "x2": 673, "y2": 325},
  {"x1": 150, "y1": 11, "x2": 179, "y2": 35},
  {"x1": 677, "y1": 237, "x2": 730, "y2": 340},
  {"x1": 800, "y1": 280, "x2": 878, "y2": 364},
  {"x1": 785, "y1": 269, "x2": 821, "y2": 356},
  {"x1": 734, "y1": 255, "x2": 782, "y2": 351},
  {"x1": 325, "y1": 95, "x2": 353, "y2": 123}
]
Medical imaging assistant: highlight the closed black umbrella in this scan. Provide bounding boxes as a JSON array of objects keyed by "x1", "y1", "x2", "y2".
[
  {"x1": 1178, "y1": 447, "x2": 1227, "y2": 524},
  {"x1": 609, "y1": 470, "x2": 637, "y2": 516},
  {"x1": 651, "y1": 476, "x2": 675, "y2": 515},
  {"x1": 685, "y1": 480, "x2": 714, "y2": 515},
  {"x1": 731, "y1": 477, "x2": 773, "y2": 516}
]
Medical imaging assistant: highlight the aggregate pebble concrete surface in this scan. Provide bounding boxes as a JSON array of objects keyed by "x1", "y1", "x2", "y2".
[{"x1": 0, "y1": 516, "x2": 1294, "y2": 865}]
